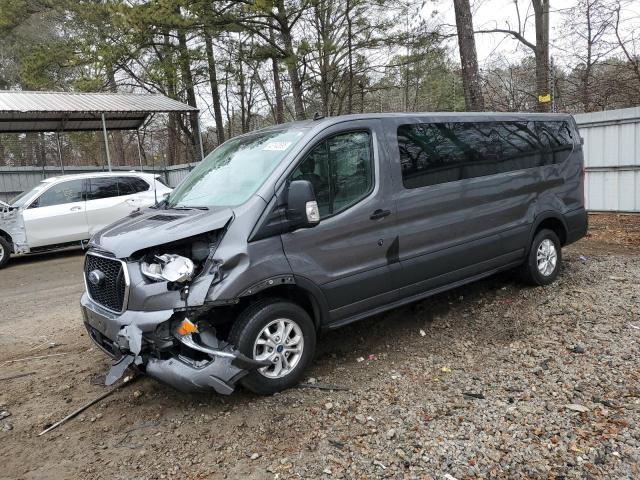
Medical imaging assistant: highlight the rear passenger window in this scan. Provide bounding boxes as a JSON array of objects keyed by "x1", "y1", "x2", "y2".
[
  {"x1": 118, "y1": 177, "x2": 149, "y2": 195},
  {"x1": 398, "y1": 121, "x2": 573, "y2": 189},
  {"x1": 87, "y1": 178, "x2": 119, "y2": 200},
  {"x1": 292, "y1": 131, "x2": 373, "y2": 218}
]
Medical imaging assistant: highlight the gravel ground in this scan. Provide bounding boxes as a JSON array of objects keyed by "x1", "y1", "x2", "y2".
[{"x1": 0, "y1": 214, "x2": 639, "y2": 479}]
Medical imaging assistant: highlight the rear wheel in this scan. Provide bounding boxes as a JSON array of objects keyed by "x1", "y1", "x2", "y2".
[
  {"x1": 521, "y1": 229, "x2": 562, "y2": 286},
  {"x1": 229, "y1": 298, "x2": 316, "y2": 394},
  {"x1": 0, "y1": 237, "x2": 11, "y2": 268}
]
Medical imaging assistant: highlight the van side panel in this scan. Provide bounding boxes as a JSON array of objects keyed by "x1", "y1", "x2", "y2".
[{"x1": 385, "y1": 116, "x2": 537, "y2": 293}]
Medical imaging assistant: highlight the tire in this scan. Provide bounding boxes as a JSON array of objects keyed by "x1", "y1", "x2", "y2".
[
  {"x1": 229, "y1": 298, "x2": 316, "y2": 395},
  {"x1": 521, "y1": 229, "x2": 562, "y2": 286},
  {"x1": 0, "y1": 236, "x2": 11, "y2": 269}
]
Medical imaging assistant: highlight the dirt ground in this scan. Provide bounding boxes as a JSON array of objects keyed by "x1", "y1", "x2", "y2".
[{"x1": 1, "y1": 214, "x2": 639, "y2": 480}]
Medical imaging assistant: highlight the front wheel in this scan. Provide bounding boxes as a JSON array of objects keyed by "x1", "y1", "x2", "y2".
[
  {"x1": 0, "y1": 237, "x2": 11, "y2": 269},
  {"x1": 229, "y1": 298, "x2": 316, "y2": 394},
  {"x1": 521, "y1": 229, "x2": 562, "y2": 286}
]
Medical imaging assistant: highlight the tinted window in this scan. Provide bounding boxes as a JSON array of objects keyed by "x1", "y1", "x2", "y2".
[
  {"x1": 292, "y1": 131, "x2": 373, "y2": 218},
  {"x1": 118, "y1": 177, "x2": 149, "y2": 195},
  {"x1": 33, "y1": 180, "x2": 85, "y2": 208},
  {"x1": 88, "y1": 177, "x2": 119, "y2": 200},
  {"x1": 398, "y1": 121, "x2": 573, "y2": 189}
]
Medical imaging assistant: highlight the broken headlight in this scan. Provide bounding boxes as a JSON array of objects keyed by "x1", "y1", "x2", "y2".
[{"x1": 141, "y1": 254, "x2": 195, "y2": 283}]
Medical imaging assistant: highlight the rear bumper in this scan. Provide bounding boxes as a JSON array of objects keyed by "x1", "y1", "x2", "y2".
[
  {"x1": 564, "y1": 207, "x2": 588, "y2": 245},
  {"x1": 80, "y1": 293, "x2": 255, "y2": 394}
]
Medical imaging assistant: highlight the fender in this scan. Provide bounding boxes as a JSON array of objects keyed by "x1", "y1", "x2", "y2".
[
  {"x1": 237, "y1": 274, "x2": 331, "y2": 330},
  {"x1": 527, "y1": 211, "x2": 568, "y2": 248}
]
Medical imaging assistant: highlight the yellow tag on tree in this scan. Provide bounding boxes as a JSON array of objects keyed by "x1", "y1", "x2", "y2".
[{"x1": 538, "y1": 93, "x2": 551, "y2": 103}]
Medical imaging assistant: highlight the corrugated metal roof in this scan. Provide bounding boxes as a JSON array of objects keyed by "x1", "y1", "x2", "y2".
[
  {"x1": 0, "y1": 90, "x2": 197, "y2": 133},
  {"x1": 0, "y1": 90, "x2": 197, "y2": 114},
  {"x1": 574, "y1": 106, "x2": 640, "y2": 127}
]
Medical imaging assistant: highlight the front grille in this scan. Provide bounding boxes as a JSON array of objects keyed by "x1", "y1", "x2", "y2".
[{"x1": 84, "y1": 253, "x2": 128, "y2": 313}]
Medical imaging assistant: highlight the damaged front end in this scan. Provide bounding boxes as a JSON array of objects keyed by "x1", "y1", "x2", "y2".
[
  {"x1": 80, "y1": 208, "x2": 265, "y2": 395},
  {"x1": 81, "y1": 304, "x2": 266, "y2": 395}
]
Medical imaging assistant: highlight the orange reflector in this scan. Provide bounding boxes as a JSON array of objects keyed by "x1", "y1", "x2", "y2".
[{"x1": 176, "y1": 318, "x2": 198, "y2": 336}]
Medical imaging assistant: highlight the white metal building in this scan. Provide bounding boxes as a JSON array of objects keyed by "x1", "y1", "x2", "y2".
[{"x1": 575, "y1": 107, "x2": 640, "y2": 212}]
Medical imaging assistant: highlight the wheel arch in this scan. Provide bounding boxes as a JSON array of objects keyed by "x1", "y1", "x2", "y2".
[
  {"x1": 0, "y1": 229, "x2": 13, "y2": 251},
  {"x1": 234, "y1": 276, "x2": 330, "y2": 331},
  {"x1": 529, "y1": 212, "x2": 568, "y2": 248}
]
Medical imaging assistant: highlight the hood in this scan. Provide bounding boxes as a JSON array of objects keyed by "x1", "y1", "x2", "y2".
[{"x1": 90, "y1": 207, "x2": 234, "y2": 258}]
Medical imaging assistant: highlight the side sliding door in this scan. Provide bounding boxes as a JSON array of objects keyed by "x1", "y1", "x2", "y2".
[{"x1": 389, "y1": 117, "x2": 545, "y2": 297}]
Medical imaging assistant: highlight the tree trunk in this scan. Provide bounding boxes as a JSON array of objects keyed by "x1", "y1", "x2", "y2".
[
  {"x1": 237, "y1": 39, "x2": 248, "y2": 134},
  {"x1": 453, "y1": 0, "x2": 485, "y2": 111},
  {"x1": 163, "y1": 33, "x2": 178, "y2": 166},
  {"x1": 105, "y1": 61, "x2": 125, "y2": 165},
  {"x1": 176, "y1": 16, "x2": 199, "y2": 160},
  {"x1": 204, "y1": 32, "x2": 225, "y2": 145},
  {"x1": 269, "y1": 25, "x2": 285, "y2": 124},
  {"x1": 280, "y1": 25, "x2": 305, "y2": 120},
  {"x1": 533, "y1": 0, "x2": 550, "y2": 112}
]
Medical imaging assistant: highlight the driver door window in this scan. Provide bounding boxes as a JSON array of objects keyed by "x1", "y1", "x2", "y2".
[
  {"x1": 31, "y1": 179, "x2": 85, "y2": 208},
  {"x1": 291, "y1": 131, "x2": 373, "y2": 219}
]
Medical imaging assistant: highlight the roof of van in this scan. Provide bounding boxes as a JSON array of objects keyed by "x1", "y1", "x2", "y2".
[{"x1": 253, "y1": 111, "x2": 575, "y2": 134}]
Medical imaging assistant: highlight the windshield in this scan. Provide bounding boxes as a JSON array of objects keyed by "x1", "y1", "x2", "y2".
[
  {"x1": 167, "y1": 128, "x2": 306, "y2": 208},
  {"x1": 10, "y1": 182, "x2": 48, "y2": 208}
]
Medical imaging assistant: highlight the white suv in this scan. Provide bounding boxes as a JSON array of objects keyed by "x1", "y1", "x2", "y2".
[{"x1": 0, "y1": 172, "x2": 172, "y2": 268}]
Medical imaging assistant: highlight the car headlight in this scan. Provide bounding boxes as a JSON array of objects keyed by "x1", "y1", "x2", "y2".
[{"x1": 141, "y1": 254, "x2": 195, "y2": 283}]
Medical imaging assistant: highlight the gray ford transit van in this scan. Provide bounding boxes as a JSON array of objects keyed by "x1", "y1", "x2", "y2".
[{"x1": 81, "y1": 112, "x2": 587, "y2": 395}]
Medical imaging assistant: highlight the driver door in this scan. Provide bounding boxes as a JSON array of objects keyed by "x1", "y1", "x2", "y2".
[
  {"x1": 23, "y1": 178, "x2": 88, "y2": 248},
  {"x1": 281, "y1": 120, "x2": 400, "y2": 323}
]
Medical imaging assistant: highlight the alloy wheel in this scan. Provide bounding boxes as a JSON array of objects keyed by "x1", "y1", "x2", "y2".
[
  {"x1": 536, "y1": 239, "x2": 557, "y2": 276},
  {"x1": 253, "y1": 318, "x2": 304, "y2": 379}
]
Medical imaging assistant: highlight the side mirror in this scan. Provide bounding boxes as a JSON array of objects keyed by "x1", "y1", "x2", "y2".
[{"x1": 286, "y1": 180, "x2": 320, "y2": 229}]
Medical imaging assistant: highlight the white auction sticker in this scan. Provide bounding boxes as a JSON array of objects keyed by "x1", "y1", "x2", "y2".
[{"x1": 263, "y1": 141, "x2": 292, "y2": 151}]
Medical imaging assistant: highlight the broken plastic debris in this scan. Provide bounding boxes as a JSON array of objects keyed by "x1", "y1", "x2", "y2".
[
  {"x1": 356, "y1": 356, "x2": 364, "y2": 363},
  {"x1": 367, "y1": 354, "x2": 377, "y2": 361},
  {"x1": 419, "y1": 329, "x2": 426, "y2": 337},
  {"x1": 441, "y1": 366, "x2": 451, "y2": 373},
  {"x1": 105, "y1": 355, "x2": 134, "y2": 386},
  {"x1": 579, "y1": 255, "x2": 587, "y2": 262}
]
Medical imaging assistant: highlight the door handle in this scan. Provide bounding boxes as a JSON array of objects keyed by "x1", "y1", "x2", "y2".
[
  {"x1": 70, "y1": 206, "x2": 82, "y2": 212},
  {"x1": 370, "y1": 209, "x2": 391, "y2": 220}
]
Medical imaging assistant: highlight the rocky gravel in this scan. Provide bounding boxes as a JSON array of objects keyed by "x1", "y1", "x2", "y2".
[{"x1": 0, "y1": 214, "x2": 639, "y2": 479}]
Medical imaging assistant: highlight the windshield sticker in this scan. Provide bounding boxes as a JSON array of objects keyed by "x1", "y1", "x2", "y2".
[{"x1": 263, "y1": 141, "x2": 292, "y2": 151}]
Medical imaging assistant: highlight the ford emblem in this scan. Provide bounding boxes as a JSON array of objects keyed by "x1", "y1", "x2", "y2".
[{"x1": 88, "y1": 269, "x2": 105, "y2": 287}]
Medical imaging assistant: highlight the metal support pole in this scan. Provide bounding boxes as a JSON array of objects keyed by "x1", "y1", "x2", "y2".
[
  {"x1": 101, "y1": 113, "x2": 112, "y2": 172},
  {"x1": 135, "y1": 129, "x2": 145, "y2": 171},
  {"x1": 550, "y1": 56, "x2": 556, "y2": 113},
  {"x1": 194, "y1": 111, "x2": 204, "y2": 161},
  {"x1": 56, "y1": 132, "x2": 65, "y2": 175}
]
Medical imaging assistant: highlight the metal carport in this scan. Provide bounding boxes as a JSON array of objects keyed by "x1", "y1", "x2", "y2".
[{"x1": 0, "y1": 90, "x2": 201, "y2": 172}]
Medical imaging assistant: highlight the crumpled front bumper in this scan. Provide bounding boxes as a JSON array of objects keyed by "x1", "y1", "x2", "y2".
[{"x1": 80, "y1": 293, "x2": 255, "y2": 395}]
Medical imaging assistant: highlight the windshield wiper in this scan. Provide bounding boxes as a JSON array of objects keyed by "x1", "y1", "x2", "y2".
[{"x1": 168, "y1": 205, "x2": 209, "y2": 211}]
